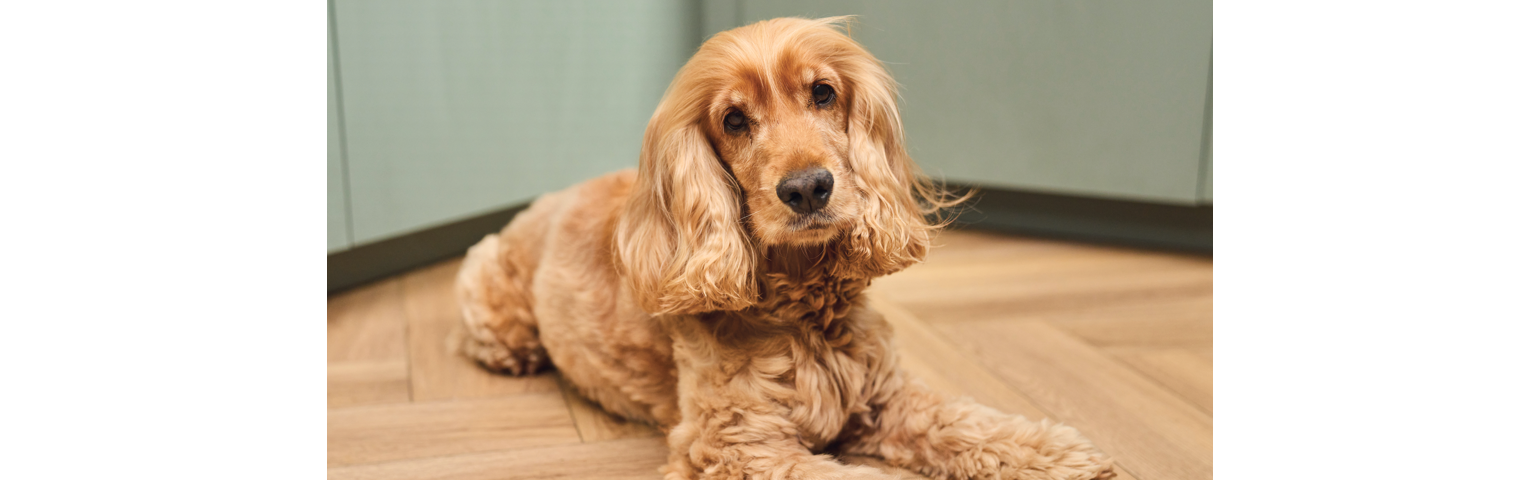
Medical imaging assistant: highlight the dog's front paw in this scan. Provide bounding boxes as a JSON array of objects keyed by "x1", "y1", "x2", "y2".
[
  {"x1": 998, "y1": 423, "x2": 1116, "y2": 480},
  {"x1": 1028, "y1": 454, "x2": 1115, "y2": 480},
  {"x1": 997, "y1": 460, "x2": 1114, "y2": 480},
  {"x1": 918, "y1": 417, "x2": 1114, "y2": 480}
]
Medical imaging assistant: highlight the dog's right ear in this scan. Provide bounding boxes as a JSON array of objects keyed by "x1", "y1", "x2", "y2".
[{"x1": 615, "y1": 113, "x2": 758, "y2": 315}]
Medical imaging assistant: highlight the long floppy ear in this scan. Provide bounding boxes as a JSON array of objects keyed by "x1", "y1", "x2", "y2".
[
  {"x1": 615, "y1": 117, "x2": 758, "y2": 315},
  {"x1": 833, "y1": 37, "x2": 964, "y2": 279}
]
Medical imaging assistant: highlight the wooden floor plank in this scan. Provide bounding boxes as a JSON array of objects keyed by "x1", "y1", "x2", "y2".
[
  {"x1": 328, "y1": 278, "x2": 408, "y2": 363},
  {"x1": 328, "y1": 437, "x2": 669, "y2": 480},
  {"x1": 877, "y1": 266, "x2": 1211, "y2": 322},
  {"x1": 328, "y1": 393, "x2": 580, "y2": 467},
  {"x1": 879, "y1": 230, "x2": 1212, "y2": 324},
  {"x1": 868, "y1": 295, "x2": 1052, "y2": 421},
  {"x1": 923, "y1": 230, "x2": 1181, "y2": 265},
  {"x1": 901, "y1": 230, "x2": 1209, "y2": 278},
  {"x1": 932, "y1": 320, "x2": 1212, "y2": 480},
  {"x1": 556, "y1": 373, "x2": 664, "y2": 442},
  {"x1": 328, "y1": 278, "x2": 412, "y2": 408},
  {"x1": 400, "y1": 258, "x2": 560, "y2": 402},
  {"x1": 1106, "y1": 346, "x2": 1213, "y2": 415},
  {"x1": 882, "y1": 252, "x2": 1209, "y2": 294},
  {"x1": 328, "y1": 359, "x2": 410, "y2": 408},
  {"x1": 1041, "y1": 296, "x2": 1212, "y2": 348}
]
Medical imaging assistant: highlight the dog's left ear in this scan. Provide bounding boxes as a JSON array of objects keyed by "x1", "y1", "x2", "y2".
[{"x1": 832, "y1": 53, "x2": 940, "y2": 279}]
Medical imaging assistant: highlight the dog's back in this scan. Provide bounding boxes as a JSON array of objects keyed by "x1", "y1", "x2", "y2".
[{"x1": 454, "y1": 169, "x2": 681, "y2": 425}]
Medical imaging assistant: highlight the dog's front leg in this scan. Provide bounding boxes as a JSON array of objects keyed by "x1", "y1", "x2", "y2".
[
  {"x1": 662, "y1": 393, "x2": 898, "y2": 480},
  {"x1": 843, "y1": 375, "x2": 1115, "y2": 480}
]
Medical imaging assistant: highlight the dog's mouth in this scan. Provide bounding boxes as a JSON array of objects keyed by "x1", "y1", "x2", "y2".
[
  {"x1": 769, "y1": 212, "x2": 844, "y2": 246},
  {"x1": 788, "y1": 212, "x2": 837, "y2": 232}
]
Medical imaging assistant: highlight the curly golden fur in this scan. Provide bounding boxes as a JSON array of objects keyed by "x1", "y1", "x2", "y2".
[{"x1": 455, "y1": 17, "x2": 1115, "y2": 480}]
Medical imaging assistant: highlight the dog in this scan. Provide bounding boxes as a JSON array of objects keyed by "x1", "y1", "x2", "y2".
[{"x1": 454, "y1": 17, "x2": 1115, "y2": 480}]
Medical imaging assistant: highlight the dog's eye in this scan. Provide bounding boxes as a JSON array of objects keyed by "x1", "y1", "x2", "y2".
[
  {"x1": 812, "y1": 83, "x2": 835, "y2": 107},
  {"x1": 724, "y1": 110, "x2": 747, "y2": 133}
]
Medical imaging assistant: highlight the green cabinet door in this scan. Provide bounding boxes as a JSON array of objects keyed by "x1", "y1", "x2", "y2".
[{"x1": 328, "y1": 8, "x2": 351, "y2": 253}]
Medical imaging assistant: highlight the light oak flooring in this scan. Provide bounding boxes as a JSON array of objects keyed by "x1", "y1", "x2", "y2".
[{"x1": 327, "y1": 229, "x2": 1213, "y2": 480}]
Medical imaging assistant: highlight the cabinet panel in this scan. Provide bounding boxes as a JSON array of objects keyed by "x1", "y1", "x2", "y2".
[
  {"x1": 742, "y1": 0, "x2": 1211, "y2": 204},
  {"x1": 334, "y1": 0, "x2": 698, "y2": 244},
  {"x1": 1201, "y1": 53, "x2": 1213, "y2": 203},
  {"x1": 328, "y1": 11, "x2": 351, "y2": 252},
  {"x1": 1195, "y1": 133, "x2": 1207, "y2": 203}
]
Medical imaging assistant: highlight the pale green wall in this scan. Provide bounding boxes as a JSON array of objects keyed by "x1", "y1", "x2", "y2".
[
  {"x1": 731, "y1": 0, "x2": 1213, "y2": 205},
  {"x1": 332, "y1": 0, "x2": 699, "y2": 245},
  {"x1": 327, "y1": 10, "x2": 351, "y2": 252},
  {"x1": 701, "y1": 0, "x2": 741, "y2": 40}
]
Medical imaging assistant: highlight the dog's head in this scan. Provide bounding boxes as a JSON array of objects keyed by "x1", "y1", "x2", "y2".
[{"x1": 617, "y1": 17, "x2": 957, "y2": 315}]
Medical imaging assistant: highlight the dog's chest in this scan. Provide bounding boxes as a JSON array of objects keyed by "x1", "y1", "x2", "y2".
[{"x1": 745, "y1": 341, "x2": 881, "y2": 451}]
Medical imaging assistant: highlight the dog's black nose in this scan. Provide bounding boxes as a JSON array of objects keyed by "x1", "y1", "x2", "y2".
[{"x1": 776, "y1": 167, "x2": 834, "y2": 214}]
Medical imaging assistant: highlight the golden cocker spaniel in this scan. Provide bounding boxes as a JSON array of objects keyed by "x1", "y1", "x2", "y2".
[{"x1": 455, "y1": 17, "x2": 1115, "y2": 480}]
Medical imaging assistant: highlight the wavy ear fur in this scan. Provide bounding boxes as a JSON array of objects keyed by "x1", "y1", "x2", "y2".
[
  {"x1": 616, "y1": 114, "x2": 757, "y2": 315},
  {"x1": 830, "y1": 22, "x2": 963, "y2": 279}
]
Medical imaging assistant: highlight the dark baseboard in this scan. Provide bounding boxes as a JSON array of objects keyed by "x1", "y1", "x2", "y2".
[
  {"x1": 328, "y1": 186, "x2": 1210, "y2": 293},
  {"x1": 328, "y1": 203, "x2": 527, "y2": 294},
  {"x1": 944, "y1": 186, "x2": 1212, "y2": 253}
]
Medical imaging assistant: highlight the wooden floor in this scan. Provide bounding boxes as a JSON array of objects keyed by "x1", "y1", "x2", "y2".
[{"x1": 327, "y1": 229, "x2": 1213, "y2": 480}]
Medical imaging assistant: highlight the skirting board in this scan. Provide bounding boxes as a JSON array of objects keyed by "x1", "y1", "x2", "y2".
[
  {"x1": 944, "y1": 186, "x2": 1212, "y2": 253},
  {"x1": 328, "y1": 203, "x2": 527, "y2": 294},
  {"x1": 328, "y1": 186, "x2": 1211, "y2": 294}
]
